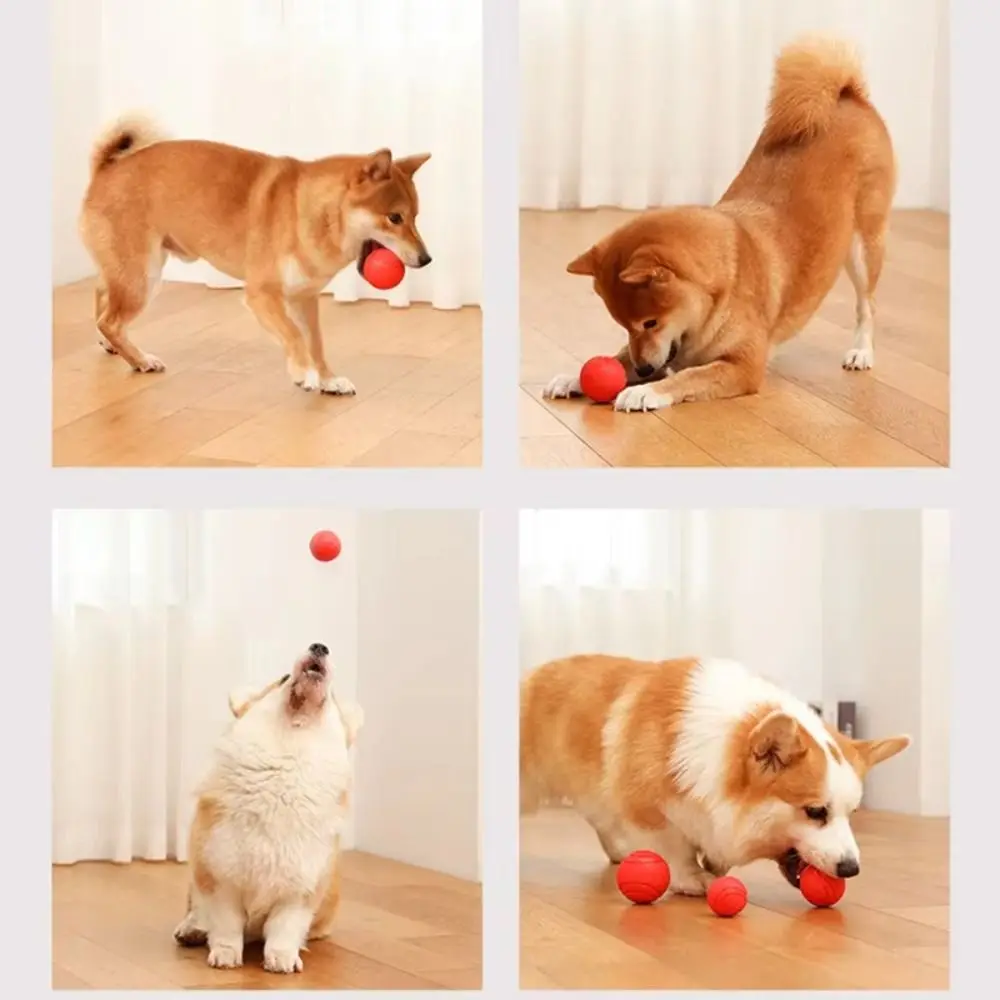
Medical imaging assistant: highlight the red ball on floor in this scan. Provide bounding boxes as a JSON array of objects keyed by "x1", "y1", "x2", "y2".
[
  {"x1": 707, "y1": 875, "x2": 748, "y2": 917},
  {"x1": 362, "y1": 247, "x2": 405, "y2": 290},
  {"x1": 616, "y1": 850, "x2": 671, "y2": 904},
  {"x1": 579, "y1": 356, "x2": 627, "y2": 403},
  {"x1": 799, "y1": 865, "x2": 846, "y2": 907},
  {"x1": 309, "y1": 530, "x2": 342, "y2": 562}
]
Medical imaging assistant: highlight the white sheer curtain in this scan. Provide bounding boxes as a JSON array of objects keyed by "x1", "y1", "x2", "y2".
[
  {"x1": 94, "y1": 0, "x2": 481, "y2": 308},
  {"x1": 520, "y1": 0, "x2": 949, "y2": 210},
  {"x1": 51, "y1": 511, "x2": 254, "y2": 864},
  {"x1": 519, "y1": 509, "x2": 826, "y2": 701}
]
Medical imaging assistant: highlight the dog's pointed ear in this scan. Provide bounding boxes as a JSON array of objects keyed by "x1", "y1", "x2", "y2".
[
  {"x1": 228, "y1": 686, "x2": 255, "y2": 719},
  {"x1": 341, "y1": 703, "x2": 364, "y2": 748},
  {"x1": 850, "y1": 735, "x2": 911, "y2": 774},
  {"x1": 566, "y1": 245, "x2": 600, "y2": 276},
  {"x1": 749, "y1": 711, "x2": 807, "y2": 772},
  {"x1": 359, "y1": 148, "x2": 393, "y2": 183},
  {"x1": 619, "y1": 249, "x2": 671, "y2": 286},
  {"x1": 395, "y1": 153, "x2": 431, "y2": 178}
]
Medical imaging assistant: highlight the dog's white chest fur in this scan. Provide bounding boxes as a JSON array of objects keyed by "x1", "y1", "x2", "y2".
[{"x1": 199, "y1": 706, "x2": 351, "y2": 911}]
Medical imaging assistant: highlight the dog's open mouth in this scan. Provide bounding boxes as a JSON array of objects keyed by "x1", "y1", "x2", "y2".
[
  {"x1": 357, "y1": 239, "x2": 383, "y2": 274},
  {"x1": 304, "y1": 660, "x2": 327, "y2": 678},
  {"x1": 777, "y1": 848, "x2": 805, "y2": 888}
]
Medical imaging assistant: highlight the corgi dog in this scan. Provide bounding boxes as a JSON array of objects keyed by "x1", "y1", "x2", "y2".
[
  {"x1": 544, "y1": 36, "x2": 897, "y2": 412},
  {"x1": 173, "y1": 643, "x2": 363, "y2": 974},
  {"x1": 79, "y1": 116, "x2": 432, "y2": 394},
  {"x1": 520, "y1": 654, "x2": 910, "y2": 895}
]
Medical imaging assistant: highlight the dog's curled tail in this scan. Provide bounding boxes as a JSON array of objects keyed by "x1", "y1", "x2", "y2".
[
  {"x1": 89, "y1": 113, "x2": 167, "y2": 177},
  {"x1": 762, "y1": 36, "x2": 869, "y2": 146}
]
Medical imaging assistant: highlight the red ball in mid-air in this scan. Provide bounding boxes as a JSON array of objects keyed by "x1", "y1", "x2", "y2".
[
  {"x1": 362, "y1": 247, "x2": 405, "y2": 290},
  {"x1": 707, "y1": 876, "x2": 748, "y2": 917},
  {"x1": 799, "y1": 865, "x2": 846, "y2": 908},
  {"x1": 579, "y1": 356, "x2": 628, "y2": 403},
  {"x1": 309, "y1": 530, "x2": 342, "y2": 563},
  {"x1": 616, "y1": 850, "x2": 671, "y2": 904}
]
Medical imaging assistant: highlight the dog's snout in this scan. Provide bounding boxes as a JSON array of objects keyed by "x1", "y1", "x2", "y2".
[
  {"x1": 416, "y1": 251, "x2": 432, "y2": 268},
  {"x1": 835, "y1": 858, "x2": 860, "y2": 879},
  {"x1": 308, "y1": 642, "x2": 329, "y2": 657},
  {"x1": 635, "y1": 363, "x2": 655, "y2": 378}
]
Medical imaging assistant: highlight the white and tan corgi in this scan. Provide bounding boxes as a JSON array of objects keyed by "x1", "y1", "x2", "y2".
[
  {"x1": 521, "y1": 654, "x2": 910, "y2": 895},
  {"x1": 173, "y1": 643, "x2": 363, "y2": 974}
]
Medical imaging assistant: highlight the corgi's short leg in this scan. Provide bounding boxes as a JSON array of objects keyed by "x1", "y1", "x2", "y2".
[
  {"x1": 657, "y1": 826, "x2": 712, "y2": 896},
  {"x1": 262, "y1": 900, "x2": 314, "y2": 973}
]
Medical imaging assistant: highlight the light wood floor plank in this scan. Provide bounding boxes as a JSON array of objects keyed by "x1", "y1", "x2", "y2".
[
  {"x1": 52, "y1": 283, "x2": 482, "y2": 467},
  {"x1": 521, "y1": 806, "x2": 948, "y2": 990},
  {"x1": 53, "y1": 852, "x2": 481, "y2": 990}
]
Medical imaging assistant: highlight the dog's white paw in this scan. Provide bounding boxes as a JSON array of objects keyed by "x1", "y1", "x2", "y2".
[
  {"x1": 842, "y1": 346, "x2": 874, "y2": 371},
  {"x1": 98, "y1": 334, "x2": 117, "y2": 354},
  {"x1": 300, "y1": 368, "x2": 321, "y2": 391},
  {"x1": 263, "y1": 946, "x2": 303, "y2": 974},
  {"x1": 613, "y1": 384, "x2": 672, "y2": 412},
  {"x1": 542, "y1": 374, "x2": 582, "y2": 399},
  {"x1": 207, "y1": 943, "x2": 243, "y2": 969},
  {"x1": 669, "y1": 870, "x2": 712, "y2": 897},
  {"x1": 134, "y1": 353, "x2": 165, "y2": 373},
  {"x1": 320, "y1": 375, "x2": 356, "y2": 396}
]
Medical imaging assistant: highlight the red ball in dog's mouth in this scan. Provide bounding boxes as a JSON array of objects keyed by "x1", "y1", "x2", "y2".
[{"x1": 359, "y1": 241, "x2": 405, "y2": 290}]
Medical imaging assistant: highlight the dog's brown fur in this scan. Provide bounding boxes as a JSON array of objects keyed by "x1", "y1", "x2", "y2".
[
  {"x1": 547, "y1": 36, "x2": 897, "y2": 412},
  {"x1": 79, "y1": 115, "x2": 432, "y2": 393}
]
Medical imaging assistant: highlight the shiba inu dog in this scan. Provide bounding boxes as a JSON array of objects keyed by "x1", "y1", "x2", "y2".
[
  {"x1": 544, "y1": 36, "x2": 896, "y2": 411},
  {"x1": 521, "y1": 654, "x2": 910, "y2": 895},
  {"x1": 80, "y1": 116, "x2": 432, "y2": 394},
  {"x1": 173, "y1": 644, "x2": 363, "y2": 974}
]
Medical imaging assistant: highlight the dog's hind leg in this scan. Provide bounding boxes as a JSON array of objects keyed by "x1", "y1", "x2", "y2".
[
  {"x1": 96, "y1": 271, "x2": 163, "y2": 372},
  {"x1": 842, "y1": 194, "x2": 889, "y2": 371},
  {"x1": 93, "y1": 282, "x2": 116, "y2": 354},
  {"x1": 173, "y1": 884, "x2": 209, "y2": 948}
]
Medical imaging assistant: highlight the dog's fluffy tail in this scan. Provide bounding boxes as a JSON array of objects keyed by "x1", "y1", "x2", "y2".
[
  {"x1": 762, "y1": 36, "x2": 869, "y2": 146},
  {"x1": 89, "y1": 113, "x2": 167, "y2": 177}
]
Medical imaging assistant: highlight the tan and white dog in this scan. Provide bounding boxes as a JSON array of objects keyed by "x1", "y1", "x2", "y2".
[
  {"x1": 521, "y1": 654, "x2": 910, "y2": 894},
  {"x1": 544, "y1": 36, "x2": 897, "y2": 411},
  {"x1": 79, "y1": 116, "x2": 432, "y2": 393},
  {"x1": 174, "y1": 643, "x2": 363, "y2": 974}
]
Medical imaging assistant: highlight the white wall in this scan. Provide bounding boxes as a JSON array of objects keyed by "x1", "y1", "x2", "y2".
[
  {"x1": 52, "y1": 0, "x2": 102, "y2": 284},
  {"x1": 920, "y1": 510, "x2": 950, "y2": 816},
  {"x1": 354, "y1": 510, "x2": 481, "y2": 882}
]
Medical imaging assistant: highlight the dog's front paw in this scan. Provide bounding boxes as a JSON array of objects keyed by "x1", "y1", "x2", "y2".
[
  {"x1": 320, "y1": 375, "x2": 356, "y2": 396},
  {"x1": 134, "y1": 353, "x2": 166, "y2": 373},
  {"x1": 613, "y1": 384, "x2": 672, "y2": 412},
  {"x1": 98, "y1": 335, "x2": 118, "y2": 355},
  {"x1": 542, "y1": 374, "x2": 582, "y2": 399},
  {"x1": 669, "y1": 869, "x2": 712, "y2": 896},
  {"x1": 299, "y1": 368, "x2": 321, "y2": 391},
  {"x1": 263, "y1": 946, "x2": 303, "y2": 974},
  {"x1": 842, "y1": 346, "x2": 874, "y2": 371},
  {"x1": 207, "y1": 943, "x2": 243, "y2": 969}
]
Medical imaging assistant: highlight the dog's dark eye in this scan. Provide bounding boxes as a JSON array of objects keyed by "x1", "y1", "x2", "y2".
[
  {"x1": 643, "y1": 319, "x2": 657, "y2": 330},
  {"x1": 387, "y1": 212, "x2": 403, "y2": 225},
  {"x1": 804, "y1": 806, "x2": 828, "y2": 824}
]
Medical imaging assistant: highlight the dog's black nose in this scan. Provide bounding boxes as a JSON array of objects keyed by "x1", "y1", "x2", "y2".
[
  {"x1": 835, "y1": 858, "x2": 860, "y2": 879},
  {"x1": 416, "y1": 251, "x2": 432, "y2": 268},
  {"x1": 308, "y1": 643, "x2": 329, "y2": 657},
  {"x1": 635, "y1": 364, "x2": 655, "y2": 378}
]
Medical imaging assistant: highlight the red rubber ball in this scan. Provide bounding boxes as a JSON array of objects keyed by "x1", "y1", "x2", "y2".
[
  {"x1": 707, "y1": 876, "x2": 748, "y2": 917},
  {"x1": 799, "y1": 865, "x2": 846, "y2": 908},
  {"x1": 579, "y1": 356, "x2": 628, "y2": 404},
  {"x1": 616, "y1": 850, "x2": 671, "y2": 905},
  {"x1": 362, "y1": 247, "x2": 405, "y2": 290},
  {"x1": 309, "y1": 530, "x2": 342, "y2": 562}
]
